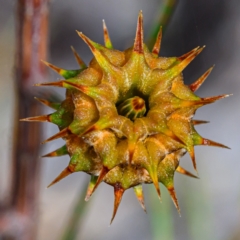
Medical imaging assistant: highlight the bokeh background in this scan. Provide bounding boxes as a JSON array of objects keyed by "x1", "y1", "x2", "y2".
[{"x1": 1, "y1": 0, "x2": 240, "y2": 239}]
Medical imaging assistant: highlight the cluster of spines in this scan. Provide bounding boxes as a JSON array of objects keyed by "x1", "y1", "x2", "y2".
[{"x1": 21, "y1": 11, "x2": 230, "y2": 223}]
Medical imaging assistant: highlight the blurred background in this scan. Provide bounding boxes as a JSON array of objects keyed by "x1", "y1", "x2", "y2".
[{"x1": 0, "y1": 0, "x2": 240, "y2": 239}]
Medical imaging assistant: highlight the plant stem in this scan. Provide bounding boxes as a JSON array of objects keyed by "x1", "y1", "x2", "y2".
[
  {"x1": 0, "y1": 0, "x2": 49, "y2": 239},
  {"x1": 61, "y1": 180, "x2": 89, "y2": 240},
  {"x1": 148, "y1": 187, "x2": 174, "y2": 240},
  {"x1": 148, "y1": 0, "x2": 177, "y2": 49}
]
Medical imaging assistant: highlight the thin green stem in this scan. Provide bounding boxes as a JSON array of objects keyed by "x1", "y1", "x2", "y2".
[
  {"x1": 148, "y1": 186, "x2": 174, "y2": 240},
  {"x1": 147, "y1": 0, "x2": 177, "y2": 49},
  {"x1": 61, "y1": 179, "x2": 89, "y2": 240}
]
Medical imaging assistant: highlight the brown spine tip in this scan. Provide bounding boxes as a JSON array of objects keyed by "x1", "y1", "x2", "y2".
[
  {"x1": 148, "y1": 169, "x2": 161, "y2": 201},
  {"x1": 70, "y1": 46, "x2": 87, "y2": 69},
  {"x1": 201, "y1": 138, "x2": 230, "y2": 149},
  {"x1": 90, "y1": 167, "x2": 109, "y2": 196},
  {"x1": 165, "y1": 46, "x2": 205, "y2": 83},
  {"x1": 34, "y1": 97, "x2": 60, "y2": 110},
  {"x1": 63, "y1": 81, "x2": 87, "y2": 93},
  {"x1": 41, "y1": 60, "x2": 62, "y2": 74},
  {"x1": 110, "y1": 184, "x2": 125, "y2": 224},
  {"x1": 152, "y1": 26, "x2": 162, "y2": 56},
  {"x1": 133, "y1": 10, "x2": 144, "y2": 54},
  {"x1": 102, "y1": 19, "x2": 107, "y2": 34},
  {"x1": 185, "y1": 46, "x2": 205, "y2": 63},
  {"x1": 189, "y1": 66, "x2": 214, "y2": 92},
  {"x1": 47, "y1": 167, "x2": 73, "y2": 188},
  {"x1": 133, "y1": 185, "x2": 147, "y2": 213},
  {"x1": 35, "y1": 97, "x2": 48, "y2": 105},
  {"x1": 41, "y1": 127, "x2": 70, "y2": 144},
  {"x1": 42, "y1": 151, "x2": 58, "y2": 158},
  {"x1": 76, "y1": 30, "x2": 116, "y2": 74},
  {"x1": 191, "y1": 96, "x2": 229, "y2": 107},
  {"x1": 178, "y1": 46, "x2": 200, "y2": 61},
  {"x1": 85, "y1": 176, "x2": 98, "y2": 201},
  {"x1": 20, "y1": 115, "x2": 50, "y2": 122},
  {"x1": 102, "y1": 19, "x2": 113, "y2": 49},
  {"x1": 192, "y1": 120, "x2": 209, "y2": 125},
  {"x1": 42, "y1": 145, "x2": 68, "y2": 158},
  {"x1": 189, "y1": 147, "x2": 198, "y2": 175},
  {"x1": 176, "y1": 166, "x2": 199, "y2": 179},
  {"x1": 152, "y1": 178, "x2": 161, "y2": 201},
  {"x1": 201, "y1": 94, "x2": 232, "y2": 104},
  {"x1": 138, "y1": 198, "x2": 146, "y2": 213},
  {"x1": 76, "y1": 31, "x2": 96, "y2": 53},
  {"x1": 34, "y1": 80, "x2": 64, "y2": 88},
  {"x1": 167, "y1": 186, "x2": 181, "y2": 216}
]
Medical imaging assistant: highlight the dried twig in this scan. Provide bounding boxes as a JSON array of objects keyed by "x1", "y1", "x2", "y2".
[{"x1": 0, "y1": 0, "x2": 49, "y2": 239}]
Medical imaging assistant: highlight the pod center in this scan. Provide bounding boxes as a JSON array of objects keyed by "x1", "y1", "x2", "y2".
[{"x1": 117, "y1": 96, "x2": 146, "y2": 121}]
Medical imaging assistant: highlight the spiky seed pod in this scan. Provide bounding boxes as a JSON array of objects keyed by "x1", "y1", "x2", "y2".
[{"x1": 22, "y1": 11, "x2": 230, "y2": 223}]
